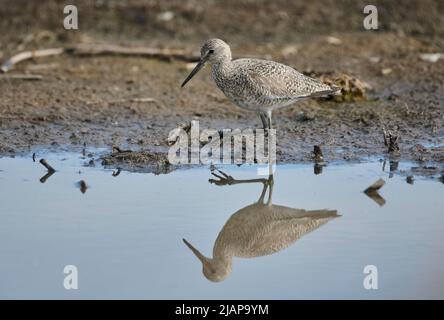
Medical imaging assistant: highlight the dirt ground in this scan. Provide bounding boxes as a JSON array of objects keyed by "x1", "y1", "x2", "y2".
[{"x1": 0, "y1": 0, "x2": 444, "y2": 177}]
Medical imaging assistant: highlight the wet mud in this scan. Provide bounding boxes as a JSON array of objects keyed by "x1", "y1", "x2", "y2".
[{"x1": 1, "y1": 0, "x2": 443, "y2": 178}]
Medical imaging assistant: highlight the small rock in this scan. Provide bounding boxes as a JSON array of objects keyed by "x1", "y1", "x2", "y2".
[
  {"x1": 326, "y1": 36, "x2": 342, "y2": 45},
  {"x1": 157, "y1": 11, "x2": 174, "y2": 22},
  {"x1": 419, "y1": 53, "x2": 443, "y2": 63},
  {"x1": 381, "y1": 68, "x2": 392, "y2": 75},
  {"x1": 77, "y1": 180, "x2": 88, "y2": 194}
]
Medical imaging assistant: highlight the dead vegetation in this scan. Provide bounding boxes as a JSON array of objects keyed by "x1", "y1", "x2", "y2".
[
  {"x1": 101, "y1": 147, "x2": 172, "y2": 175},
  {"x1": 304, "y1": 71, "x2": 372, "y2": 102}
]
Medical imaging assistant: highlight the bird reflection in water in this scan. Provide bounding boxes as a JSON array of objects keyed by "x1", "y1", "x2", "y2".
[{"x1": 183, "y1": 169, "x2": 340, "y2": 282}]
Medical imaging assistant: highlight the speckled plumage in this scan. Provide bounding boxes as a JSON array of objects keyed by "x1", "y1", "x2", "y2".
[
  {"x1": 182, "y1": 39, "x2": 337, "y2": 129},
  {"x1": 183, "y1": 173, "x2": 339, "y2": 282},
  {"x1": 212, "y1": 57, "x2": 334, "y2": 112}
]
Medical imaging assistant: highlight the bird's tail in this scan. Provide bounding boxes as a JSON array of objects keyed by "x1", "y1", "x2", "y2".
[
  {"x1": 329, "y1": 85, "x2": 342, "y2": 95},
  {"x1": 305, "y1": 209, "x2": 340, "y2": 219}
]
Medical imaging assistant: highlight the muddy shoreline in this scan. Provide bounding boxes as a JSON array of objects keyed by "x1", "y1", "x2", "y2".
[{"x1": 1, "y1": 0, "x2": 443, "y2": 178}]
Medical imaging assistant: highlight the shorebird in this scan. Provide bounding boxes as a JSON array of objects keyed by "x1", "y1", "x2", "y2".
[
  {"x1": 181, "y1": 39, "x2": 338, "y2": 129},
  {"x1": 183, "y1": 170, "x2": 339, "y2": 282}
]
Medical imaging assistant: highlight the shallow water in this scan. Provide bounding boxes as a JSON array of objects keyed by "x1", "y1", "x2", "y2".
[{"x1": 0, "y1": 153, "x2": 443, "y2": 299}]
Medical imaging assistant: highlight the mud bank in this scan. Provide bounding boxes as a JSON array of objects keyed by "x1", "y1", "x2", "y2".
[{"x1": 0, "y1": 0, "x2": 443, "y2": 176}]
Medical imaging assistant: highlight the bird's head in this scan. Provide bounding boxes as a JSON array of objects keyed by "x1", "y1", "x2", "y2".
[
  {"x1": 182, "y1": 238, "x2": 232, "y2": 282},
  {"x1": 181, "y1": 38, "x2": 231, "y2": 87}
]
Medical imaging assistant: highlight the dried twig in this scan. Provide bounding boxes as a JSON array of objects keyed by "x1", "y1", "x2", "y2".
[
  {"x1": 364, "y1": 178, "x2": 386, "y2": 206},
  {"x1": 364, "y1": 178, "x2": 385, "y2": 192},
  {"x1": 86, "y1": 97, "x2": 157, "y2": 105},
  {"x1": 67, "y1": 44, "x2": 199, "y2": 61},
  {"x1": 383, "y1": 128, "x2": 400, "y2": 153},
  {"x1": 0, "y1": 74, "x2": 43, "y2": 80},
  {"x1": 1, "y1": 48, "x2": 64, "y2": 72},
  {"x1": 382, "y1": 128, "x2": 389, "y2": 147},
  {"x1": 77, "y1": 180, "x2": 88, "y2": 194},
  {"x1": 39, "y1": 171, "x2": 55, "y2": 183},
  {"x1": 39, "y1": 158, "x2": 56, "y2": 173},
  {"x1": 1, "y1": 45, "x2": 200, "y2": 72}
]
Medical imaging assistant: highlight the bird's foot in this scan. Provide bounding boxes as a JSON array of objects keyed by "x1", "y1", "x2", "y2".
[{"x1": 209, "y1": 169, "x2": 235, "y2": 186}]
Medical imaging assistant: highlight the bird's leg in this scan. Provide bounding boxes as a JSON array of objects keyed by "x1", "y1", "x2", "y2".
[
  {"x1": 266, "y1": 174, "x2": 274, "y2": 205},
  {"x1": 258, "y1": 174, "x2": 274, "y2": 204},
  {"x1": 209, "y1": 169, "x2": 274, "y2": 205},
  {"x1": 259, "y1": 112, "x2": 270, "y2": 140},
  {"x1": 258, "y1": 181, "x2": 269, "y2": 203},
  {"x1": 267, "y1": 110, "x2": 273, "y2": 130},
  {"x1": 259, "y1": 112, "x2": 268, "y2": 130},
  {"x1": 265, "y1": 110, "x2": 274, "y2": 170}
]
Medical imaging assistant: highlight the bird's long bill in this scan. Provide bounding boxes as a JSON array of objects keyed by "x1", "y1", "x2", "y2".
[
  {"x1": 183, "y1": 238, "x2": 206, "y2": 262},
  {"x1": 181, "y1": 59, "x2": 205, "y2": 87}
]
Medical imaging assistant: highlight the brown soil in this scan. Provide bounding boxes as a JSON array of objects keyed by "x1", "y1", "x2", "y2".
[{"x1": 1, "y1": 0, "x2": 444, "y2": 176}]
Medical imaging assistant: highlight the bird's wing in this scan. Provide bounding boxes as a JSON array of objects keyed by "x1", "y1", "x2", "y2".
[
  {"x1": 243, "y1": 60, "x2": 335, "y2": 101},
  {"x1": 245, "y1": 216, "x2": 337, "y2": 257},
  {"x1": 223, "y1": 205, "x2": 339, "y2": 258}
]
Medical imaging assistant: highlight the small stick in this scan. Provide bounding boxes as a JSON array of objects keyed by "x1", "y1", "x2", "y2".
[
  {"x1": 364, "y1": 178, "x2": 385, "y2": 192},
  {"x1": 382, "y1": 128, "x2": 388, "y2": 147},
  {"x1": 313, "y1": 145, "x2": 324, "y2": 162},
  {"x1": 39, "y1": 171, "x2": 55, "y2": 183},
  {"x1": 32, "y1": 153, "x2": 36, "y2": 162},
  {"x1": 86, "y1": 97, "x2": 157, "y2": 105},
  {"x1": 130, "y1": 98, "x2": 156, "y2": 103},
  {"x1": 67, "y1": 44, "x2": 199, "y2": 62},
  {"x1": 112, "y1": 146, "x2": 132, "y2": 154},
  {"x1": 1, "y1": 45, "x2": 200, "y2": 73},
  {"x1": 1, "y1": 48, "x2": 64, "y2": 72},
  {"x1": 364, "y1": 178, "x2": 386, "y2": 206},
  {"x1": 0, "y1": 74, "x2": 43, "y2": 80},
  {"x1": 39, "y1": 159, "x2": 56, "y2": 173}
]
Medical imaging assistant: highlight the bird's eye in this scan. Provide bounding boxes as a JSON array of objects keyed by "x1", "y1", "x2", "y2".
[{"x1": 208, "y1": 49, "x2": 214, "y2": 54}]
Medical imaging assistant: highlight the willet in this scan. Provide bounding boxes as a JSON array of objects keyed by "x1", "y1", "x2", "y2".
[
  {"x1": 183, "y1": 170, "x2": 339, "y2": 282},
  {"x1": 181, "y1": 39, "x2": 339, "y2": 129}
]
